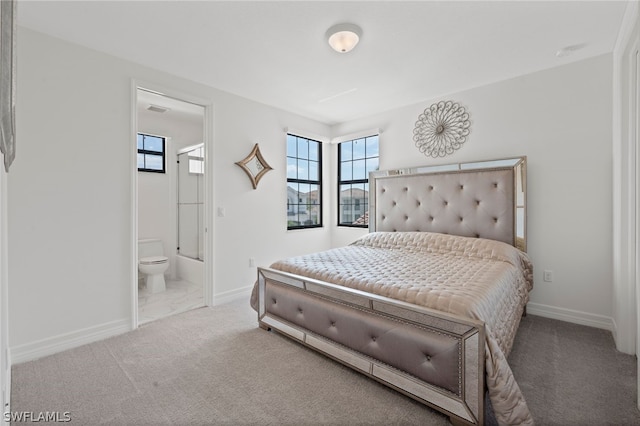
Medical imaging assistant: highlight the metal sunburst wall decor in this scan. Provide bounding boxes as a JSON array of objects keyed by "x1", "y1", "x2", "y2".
[{"x1": 413, "y1": 101, "x2": 471, "y2": 158}]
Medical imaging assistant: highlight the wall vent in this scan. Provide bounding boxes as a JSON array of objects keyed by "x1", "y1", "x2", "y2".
[{"x1": 147, "y1": 104, "x2": 170, "y2": 113}]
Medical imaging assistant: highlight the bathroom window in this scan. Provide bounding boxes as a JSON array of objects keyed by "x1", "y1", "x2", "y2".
[
  {"x1": 338, "y1": 134, "x2": 379, "y2": 227},
  {"x1": 137, "y1": 133, "x2": 166, "y2": 173},
  {"x1": 189, "y1": 159, "x2": 203, "y2": 175},
  {"x1": 188, "y1": 146, "x2": 204, "y2": 175},
  {"x1": 287, "y1": 133, "x2": 322, "y2": 230}
]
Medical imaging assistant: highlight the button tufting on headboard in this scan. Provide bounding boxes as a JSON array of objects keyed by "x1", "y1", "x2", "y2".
[{"x1": 373, "y1": 167, "x2": 516, "y2": 245}]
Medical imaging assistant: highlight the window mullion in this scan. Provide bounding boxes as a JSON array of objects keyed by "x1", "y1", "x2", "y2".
[
  {"x1": 137, "y1": 133, "x2": 166, "y2": 173},
  {"x1": 337, "y1": 134, "x2": 378, "y2": 228}
]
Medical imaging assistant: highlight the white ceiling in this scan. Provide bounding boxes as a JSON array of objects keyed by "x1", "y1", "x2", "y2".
[{"x1": 17, "y1": 1, "x2": 628, "y2": 125}]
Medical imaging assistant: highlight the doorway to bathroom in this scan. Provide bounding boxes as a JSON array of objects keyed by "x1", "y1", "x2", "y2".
[{"x1": 135, "y1": 86, "x2": 209, "y2": 325}]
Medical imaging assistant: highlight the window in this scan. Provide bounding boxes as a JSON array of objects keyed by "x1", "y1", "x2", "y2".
[
  {"x1": 188, "y1": 146, "x2": 204, "y2": 175},
  {"x1": 338, "y1": 135, "x2": 379, "y2": 227},
  {"x1": 137, "y1": 133, "x2": 166, "y2": 173},
  {"x1": 287, "y1": 134, "x2": 322, "y2": 229}
]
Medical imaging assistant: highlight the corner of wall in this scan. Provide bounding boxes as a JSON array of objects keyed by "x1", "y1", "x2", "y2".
[{"x1": 612, "y1": 0, "x2": 640, "y2": 355}]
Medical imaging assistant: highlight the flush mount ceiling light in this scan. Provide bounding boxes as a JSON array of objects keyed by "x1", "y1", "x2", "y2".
[{"x1": 326, "y1": 23, "x2": 362, "y2": 53}]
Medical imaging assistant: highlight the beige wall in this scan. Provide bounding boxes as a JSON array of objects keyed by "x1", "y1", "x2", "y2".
[
  {"x1": 331, "y1": 54, "x2": 614, "y2": 329},
  {"x1": 6, "y1": 25, "x2": 621, "y2": 363},
  {"x1": 8, "y1": 28, "x2": 331, "y2": 358}
]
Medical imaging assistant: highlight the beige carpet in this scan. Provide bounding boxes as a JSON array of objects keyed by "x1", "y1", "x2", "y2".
[
  {"x1": 10, "y1": 300, "x2": 450, "y2": 425},
  {"x1": 10, "y1": 299, "x2": 640, "y2": 425}
]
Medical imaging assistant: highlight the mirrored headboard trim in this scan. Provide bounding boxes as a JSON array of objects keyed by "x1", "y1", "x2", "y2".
[{"x1": 369, "y1": 157, "x2": 526, "y2": 251}]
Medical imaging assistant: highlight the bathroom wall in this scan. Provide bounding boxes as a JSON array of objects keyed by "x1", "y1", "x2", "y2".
[{"x1": 137, "y1": 100, "x2": 204, "y2": 279}]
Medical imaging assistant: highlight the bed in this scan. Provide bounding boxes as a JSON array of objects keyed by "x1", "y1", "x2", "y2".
[{"x1": 250, "y1": 157, "x2": 532, "y2": 425}]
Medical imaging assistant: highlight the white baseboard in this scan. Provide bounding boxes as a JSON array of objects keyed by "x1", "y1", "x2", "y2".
[
  {"x1": 10, "y1": 319, "x2": 131, "y2": 365},
  {"x1": 212, "y1": 285, "x2": 253, "y2": 306},
  {"x1": 527, "y1": 302, "x2": 614, "y2": 331}
]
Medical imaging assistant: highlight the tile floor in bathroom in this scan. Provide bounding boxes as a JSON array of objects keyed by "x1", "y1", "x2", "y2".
[{"x1": 138, "y1": 278, "x2": 204, "y2": 325}]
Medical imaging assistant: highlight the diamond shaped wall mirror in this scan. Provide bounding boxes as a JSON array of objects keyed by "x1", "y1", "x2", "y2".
[{"x1": 235, "y1": 143, "x2": 273, "y2": 189}]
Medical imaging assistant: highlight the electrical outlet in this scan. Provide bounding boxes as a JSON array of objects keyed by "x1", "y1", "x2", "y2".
[
  {"x1": 543, "y1": 270, "x2": 553, "y2": 282},
  {"x1": 249, "y1": 257, "x2": 255, "y2": 268}
]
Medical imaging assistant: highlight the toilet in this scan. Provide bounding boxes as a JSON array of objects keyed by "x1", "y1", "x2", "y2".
[{"x1": 138, "y1": 239, "x2": 169, "y2": 293}]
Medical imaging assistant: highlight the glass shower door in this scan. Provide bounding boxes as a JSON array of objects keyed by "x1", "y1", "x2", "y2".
[{"x1": 177, "y1": 145, "x2": 204, "y2": 260}]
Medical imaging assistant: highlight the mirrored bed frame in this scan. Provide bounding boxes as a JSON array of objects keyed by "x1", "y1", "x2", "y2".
[{"x1": 255, "y1": 157, "x2": 527, "y2": 426}]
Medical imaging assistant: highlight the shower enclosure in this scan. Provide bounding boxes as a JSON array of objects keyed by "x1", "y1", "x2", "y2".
[{"x1": 177, "y1": 144, "x2": 204, "y2": 261}]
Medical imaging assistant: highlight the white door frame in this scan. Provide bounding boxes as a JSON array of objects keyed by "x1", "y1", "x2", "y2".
[
  {"x1": 130, "y1": 79, "x2": 215, "y2": 328},
  {"x1": 630, "y1": 36, "x2": 639, "y2": 360},
  {"x1": 613, "y1": 0, "x2": 639, "y2": 353},
  {"x1": 611, "y1": 0, "x2": 639, "y2": 410}
]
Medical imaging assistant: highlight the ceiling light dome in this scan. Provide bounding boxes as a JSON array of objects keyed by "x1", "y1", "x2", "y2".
[{"x1": 326, "y1": 23, "x2": 362, "y2": 53}]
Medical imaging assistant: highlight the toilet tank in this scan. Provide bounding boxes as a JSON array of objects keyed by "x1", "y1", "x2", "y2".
[{"x1": 138, "y1": 239, "x2": 165, "y2": 259}]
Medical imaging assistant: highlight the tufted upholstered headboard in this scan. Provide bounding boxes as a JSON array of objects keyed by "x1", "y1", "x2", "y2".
[{"x1": 369, "y1": 157, "x2": 526, "y2": 251}]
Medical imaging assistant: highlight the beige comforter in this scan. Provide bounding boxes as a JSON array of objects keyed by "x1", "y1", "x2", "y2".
[{"x1": 255, "y1": 232, "x2": 534, "y2": 425}]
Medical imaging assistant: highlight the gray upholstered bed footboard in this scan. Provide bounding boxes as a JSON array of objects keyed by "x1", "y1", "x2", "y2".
[{"x1": 257, "y1": 267, "x2": 486, "y2": 425}]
